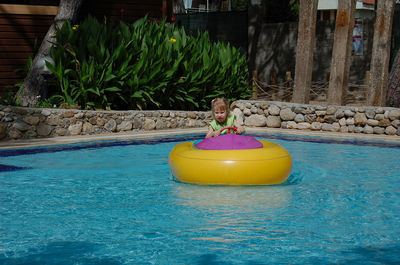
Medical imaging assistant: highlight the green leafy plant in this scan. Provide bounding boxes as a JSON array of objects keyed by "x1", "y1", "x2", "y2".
[{"x1": 46, "y1": 15, "x2": 251, "y2": 110}]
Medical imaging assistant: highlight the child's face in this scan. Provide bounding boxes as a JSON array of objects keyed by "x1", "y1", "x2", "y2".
[{"x1": 214, "y1": 107, "x2": 227, "y2": 123}]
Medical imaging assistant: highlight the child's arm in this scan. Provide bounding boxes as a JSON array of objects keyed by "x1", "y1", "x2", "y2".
[
  {"x1": 234, "y1": 120, "x2": 245, "y2": 134},
  {"x1": 206, "y1": 125, "x2": 220, "y2": 138}
]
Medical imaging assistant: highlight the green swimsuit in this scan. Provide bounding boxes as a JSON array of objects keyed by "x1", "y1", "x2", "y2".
[{"x1": 209, "y1": 114, "x2": 236, "y2": 134}]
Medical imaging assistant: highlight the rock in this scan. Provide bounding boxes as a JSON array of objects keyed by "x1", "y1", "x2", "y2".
[
  {"x1": 4, "y1": 115, "x2": 14, "y2": 122},
  {"x1": 354, "y1": 126, "x2": 364, "y2": 133},
  {"x1": 68, "y1": 122, "x2": 82, "y2": 136},
  {"x1": 82, "y1": 122, "x2": 93, "y2": 134},
  {"x1": 280, "y1": 108, "x2": 296, "y2": 121},
  {"x1": 117, "y1": 121, "x2": 132, "y2": 131},
  {"x1": 315, "y1": 110, "x2": 326, "y2": 116},
  {"x1": 363, "y1": 125, "x2": 374, "y2": 134},
  {"x1": 297, "y1": 122, "x2": 311, "y2": 130},
  {"x1": 365, "y1": 109, "x2": 375, "y2": 119},
  {"x1": 321, "y1": 123, "x2": 332, "y2": 131},
  {"x1": 46, "y1": 115, "x2": 60, "y2": 126},
  {"x1": 326, "y1": 107, "x2": 336, "y2": 115},
  {"x1": 0, "y1": 123, "x2": 6, "y2": 139},
  {"x1": 250, "y1": 106, "x2": 258, "y2": 114},
  {"x1": 293, "y1": 107, "x2": 305, "y2": 114},
  {"x1": 41, "y1": 109, "x2": 51, "y2": 116},
  {"x1": 348, "y1": 125, "x2": 355, "y2": 132},
  {"x1": 385, "y1": 126, "x2": 397, "y2": 135},
  {"x1": 324, "y1": 115, "x2": 336, "y2": 123},
  {"x1": 344, "y1": 109, "x2": 355, "y2": 117},
  {"x1": 243, "y1": 108, "x2": 252, "y2": 116},
  {"x1": 132, "y1": 118, "x2": 143, "y2": 129},
  {"x1": 286, "y1": 121, "x2": 297, "y2": 129},
  {"x1": 55, "y1": 128, "x2": 68, "y2": 136},
  {"x1": 391, "y1": 120, "x2": 400, "y2": 128},
  {"x1": 23, "y1": 116, "x2": 40, "y2": 126},
  {"x1": 268, "y1": 105, "x2": 280, "y2": 116},
  {"x1": 144, "y1": 119, "x2": 156, "y2": 130},
  {"x1": 373, "y1": 127, "x2": 385, "y2": 134},
  {"x1": 233, "y1": 108, "x2": 244, "y2": 125},
  {"x1": 37, "y1": 124, "x2": 52, "y2": 136},
  {"x1": 375, "y1": 114, "x2": 385, "y2": 120},
  {"x1": 244, "y1": 114, "x2": 267, "y2": 127},
  {"x1": 266, "y1": 116, "x2": 281, "y2": 128},
  {"x1": 8, "y1": 129, "x2": 22, "y2": 139},
  {"x1": 155, "y1": 120, "x2": 166, "y2": 129},
  {"x1": 74, "y1": 112, "x2": 84, "y2": 119},
  {"x1": 12, "y1": 121, "x2": 30, "y2": 131},
  {"x1": 260, "y1": 102, "x2": 269, "y2": 110},
  {"x1": 310, "y1": 122, "x2": 322, "y2": 130},
  {"x1": 63, "y1": 110, "x2": 75, "y2": 118},
  {"x1": 187, "y1": 112, "x2": 196, "y2": 119},
  {"x1": 294, "y1": 114, "x2": 305, "y2": 123},
  {"x1": 340, "y1": 126, "x2": 348, "y2": 133},
  {"x1": 346, "y1": 118, "x2": 354, "y2": 125},
  {"x1": 367, "y1": 119, "x2": 379, "y2": 126},
  {"x1": 339, "y1": 118, "x2": 346, "y2": 126},
  {"x1": 335, "y1": 109, "x2": 345, "y2": 119},
  {"x1": 388, "y1": 109, "x2": 400, "y2": 120},
  {"x1": 104, "y1": 119, "x2": 117, "y2": 132},
  {"x1": 375, "y1": 107, "x2": 384, "y2": 114},
  {"x1": 305, "y1": 114, "x2": 316, "y2": 123},
  {"x1": 378, "y1": 119, "x2": 391, "y2": 127},
  {"x1": 331, "y1": 122, "x2": 340, "y2": 132},
  {"x1": 354, "y1": 113, "x2": 367, "y2": 125}
]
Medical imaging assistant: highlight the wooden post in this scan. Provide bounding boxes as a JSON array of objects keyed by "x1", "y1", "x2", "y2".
[
  {"x1": 252, "y1": 70, "x2": 258, "y2": 99},
  {"x1": 284, "y1": 71, "x2": 292, "y2": 100},
  {"x1": 327, "y1": 0, "x2": 357, "y2": 106},
  {"x1": 292, "y1": 0, "x2": 319, "y2": 104},
  {"x1": 162, "y1": 0, "x2": 167, "y2": 18},
  {"x1": 367, "y1": 0, "x2": 396, "y2": 106}
]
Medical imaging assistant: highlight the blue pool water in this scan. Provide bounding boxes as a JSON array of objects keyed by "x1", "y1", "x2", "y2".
[{"x1": 1, "y1": 133, "x2": 400, "y2": 264}]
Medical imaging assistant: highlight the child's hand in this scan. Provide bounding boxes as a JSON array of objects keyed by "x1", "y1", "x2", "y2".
[{"x1": 213, "y1": 130, "x2": 221, "y2": 137}]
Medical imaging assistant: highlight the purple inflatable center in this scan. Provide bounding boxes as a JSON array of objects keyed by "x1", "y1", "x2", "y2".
[{"x1": 194, "y1": 134, "x2": 263, "y2": 150}]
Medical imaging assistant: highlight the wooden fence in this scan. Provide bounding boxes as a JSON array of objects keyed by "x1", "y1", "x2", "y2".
[{"x1": 0, "y1": 1, "x2": 165, "y2": 96}]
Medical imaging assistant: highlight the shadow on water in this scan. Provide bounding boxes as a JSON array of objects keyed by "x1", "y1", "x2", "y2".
[
  {"x1": 194, "y1": 245, "x2": 400, "y2": 265},
  {"x1": 281, "y1": 171, "x2": 304, "y2": 186},
  {"x1": 0, "y1": 164, "x2": 30, "y2": 172},
  {"x1": 195, "y1": 254, "x2": 267, "y2": 265},
  {"x1": 290, "y1": 245, "x2": 400, "y2": 265},
  {"x1": 0, "y1": 241, "x2": 122, "y2": 265}
]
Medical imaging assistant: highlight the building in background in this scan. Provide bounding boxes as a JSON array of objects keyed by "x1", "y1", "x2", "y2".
[{"x1": 317, "y1": 0, "x2": 375, "y2": 21}]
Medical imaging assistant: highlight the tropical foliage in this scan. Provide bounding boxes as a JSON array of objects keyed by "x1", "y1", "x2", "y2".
[{"x1": 45, "y1": 15, "x2": 250, "y2": 110}]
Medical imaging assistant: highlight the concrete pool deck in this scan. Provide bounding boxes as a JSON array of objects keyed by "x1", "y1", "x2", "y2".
[{"x1": 1, "y1": 127, "x2": 400, "y2": 149}]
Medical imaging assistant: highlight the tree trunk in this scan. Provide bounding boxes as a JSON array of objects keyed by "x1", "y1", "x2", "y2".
[
  {"x1": 327, "y1": 0, "x2": 356, "y2": 105},
  {"x1": 367, "y1": 0, "x2": 395, "y2": 106},
  {"x1": 174, "y1": 0, "x2": 186, "y2": 14},
  {"x1": 387, "y1": 49, "x2": 400, "y2": 107},
  {"x1": 292, "y1": 0, "x2": 318, "y2": 104},
  {"x1": 15, "y1": 0, "x2": 84, "y2": 107}
]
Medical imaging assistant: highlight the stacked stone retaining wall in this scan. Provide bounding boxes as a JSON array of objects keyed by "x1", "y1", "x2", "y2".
[
  {"x1": 1, "y1": 100, "x2": 400, "y2": 140},
  {"x1": 232, "y1": 101, "x2": 400, "y2": 136}
]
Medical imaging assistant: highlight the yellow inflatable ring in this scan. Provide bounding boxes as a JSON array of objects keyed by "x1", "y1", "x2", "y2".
[{"x1": 169, "y1": 140, "x2": 292, "y2": 185}]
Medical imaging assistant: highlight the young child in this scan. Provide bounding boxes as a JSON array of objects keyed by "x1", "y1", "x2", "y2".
[{"x1": 206, "y1": 98, "x2": 245, "y2": 138}]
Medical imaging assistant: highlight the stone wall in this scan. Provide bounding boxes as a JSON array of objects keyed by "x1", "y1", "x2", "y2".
[
  {"x1": 1, "y1": 101, "x2": 400, "y2": 140},
  {"x1": 0, "y1": 105, "x2": 210, "y2": 140},
  {"x1": 232, "y1": 101, "x2": 400, "y2": 136}
]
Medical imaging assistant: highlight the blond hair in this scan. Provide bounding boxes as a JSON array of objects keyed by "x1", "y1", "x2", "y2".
[{"x1": 211, "y1": 98, "x2": 230, "y2": 120}]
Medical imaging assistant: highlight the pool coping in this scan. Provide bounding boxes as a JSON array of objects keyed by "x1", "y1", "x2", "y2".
[{"x1": 1, "y1": 126, "x2": 400, "y2": 149}]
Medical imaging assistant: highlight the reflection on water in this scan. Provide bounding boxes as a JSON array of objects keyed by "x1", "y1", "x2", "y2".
[
  {"x1": 172, "y1": 184, "x2": 292, "y2": 209},
  {"x1": 171, "y1": 183, "x2": 293, "y2": 243}
]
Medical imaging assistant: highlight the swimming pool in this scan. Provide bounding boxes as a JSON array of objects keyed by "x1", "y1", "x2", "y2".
[{"x1": 1, "y1": 133, "x2": 400, "y2": 264}]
